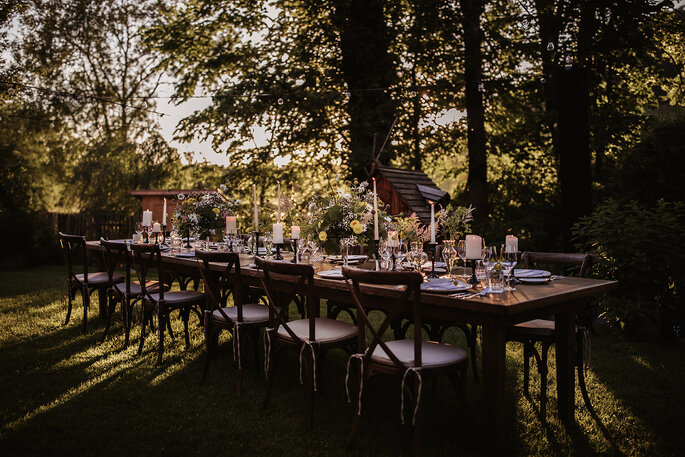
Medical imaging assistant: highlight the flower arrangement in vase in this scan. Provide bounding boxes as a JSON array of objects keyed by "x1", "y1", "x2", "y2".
[
  {"x1": 303, "y1": 179, "x2": 391, "y2": 254},
  {"x1": 172, "y1": 192, "x2": 232, "y2": 240}
]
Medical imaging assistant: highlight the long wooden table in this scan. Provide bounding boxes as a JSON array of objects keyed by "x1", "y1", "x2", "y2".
[{"x1": 87, "y1": 242, "x2": 617, "y2": 456}]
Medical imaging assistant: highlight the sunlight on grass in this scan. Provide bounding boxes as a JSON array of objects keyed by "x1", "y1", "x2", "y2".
[{"x1": 0, "y1": 266, "x2": 682, "y2": 457}]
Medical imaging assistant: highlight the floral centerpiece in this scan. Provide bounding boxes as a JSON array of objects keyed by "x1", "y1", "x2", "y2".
[
  {"x1": 436, "y1": 204, "x2": 475, "y2": 240},
  {"x1": 304, "y1": 179, "x2": 391, "y2": 254},
  {"x1": 393, "y1": 213, "x2": 430, "y2": 243},
  {"x1": 172, "y1": 192, "x2": 232, "y2": 239}
]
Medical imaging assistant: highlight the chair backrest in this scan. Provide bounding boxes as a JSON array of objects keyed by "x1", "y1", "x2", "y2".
[
  {"x1": 520, "y1": 252, "x2": 598, "y2": 278},
  {"x1": 342, "y1": 267, "x2": 424, "y2": 369},
  {"x1": 255, "y1": 257, "x2": 315, "y2": 342},
  {"x1": 195, "y1": 250, "x2": 245, "y2": 321},
  {"x1": 100, "y1": 238, "x2": 131, "y2": 292},
  {"x1": 58, "y1": 232, "x2": 88, "y2": 282},
  {"x1": 130, "y1": 243, "x2": 164, "y2": 301}
]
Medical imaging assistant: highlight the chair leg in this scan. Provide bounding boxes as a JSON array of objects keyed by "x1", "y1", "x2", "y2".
[
  {"x1": 157, "y1": 307, "x2": 165, "y2": 365},
  {"x1": 138, "y1": 306, "x2": 147, "y2": 355},
  {"x1": 82, "y1": 285, "x2": 89, "y2": 333},
  {"x1": 235, "y1": 326, "x2": 243, "y2": 399},
  {"x1": 413, "y1": 375, "x2": 425, "y2": 457},
  {"x1": 469, "y1": 324, "x2": 480, "y2": 383},
  {"x1": 539, "y1": 343, "x2": 550, "y2": 423},
  {"x1": 123, "y1": 295, "x2": 131, "y2": 348},
  {"x1": 577, "y1": 334, "x2": 596, "y2": 415},
  {"x1": 523, "y1": 342, "x2": 531, "y2": 397},
  {"x1": 306, "y1": 350, "x2": 314, "y2": 429},
  {"x1": 102, "y1": 291, "x2": 115, "y2": 342},
  {"x1": 65, "y1": 282, "x2": 74, "y2": 325},
  {"x1": 183, "y1": 307, "x2": 191, "y2": 349},
  {"x1": 201, "y1": 325, "x2": 218, "y2": 384}
]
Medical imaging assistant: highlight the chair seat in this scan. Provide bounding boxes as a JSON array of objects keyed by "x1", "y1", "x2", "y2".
[
  {"x1": 277, "y1": 317, "x2": 358, "y2": 344},
  {"x1": 146, "y1": 290, "x2": 205, "y2": 305},
  {"x1": 371, "y1": 340, "x2": 468, "y2": 369},
  {"x1": 212, "y1": 303, "x2": 269, "y2": 324},
  {"x1": 75, "y1": 272, "x2": 124, "y2": 286},
  {"x1": 510, "y1": 318, "x2": 580, "y2": 339},
  {"x1": 114, "y1": 280, "x2": 164, "y2": 296}
]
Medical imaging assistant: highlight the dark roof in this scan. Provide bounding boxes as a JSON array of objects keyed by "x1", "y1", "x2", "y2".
[{"x1": 374, "y1": 166, "x2": 448, "y2": 224}]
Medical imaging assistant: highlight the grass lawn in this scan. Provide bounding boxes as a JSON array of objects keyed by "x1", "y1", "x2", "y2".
[{"x1": 0, "y1": 265, "x2": 683, "y2": 456}]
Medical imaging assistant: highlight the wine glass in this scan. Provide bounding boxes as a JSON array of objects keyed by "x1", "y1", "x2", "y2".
[
  {"x1": 500, "y1": 243, "x2": 518, "y2": 291},
  {"x1": 396, "y1": 241, "x2": 408, "y2": 268},
  {"x1": 482, "y1": 245, "x2": 498, "y2": 289},
  {"x1": 134, "y1": 221, "x2": 142, "y2": 243},
  {"x1": 263, "y1": 233, "x2": 273, "y2": 259},
  {"x1": 442, "y1": 240, "x2": 456, "y2": 279},
  {"x1": 457, "y1": 240, "x2": 467, "y2": 278},
  {"x1": 380, "y1": 239, "x2": 392, "y2": 270}
]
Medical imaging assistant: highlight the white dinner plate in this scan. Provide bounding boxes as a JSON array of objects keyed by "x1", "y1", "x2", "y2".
[
  {"x1": 518, "y1": 277, "x2": 550, "y2": 284},
  {"x1": 328, "y1": 255, "x2": 368, "y2": 264},
  {"x1": 174, "y1": 251, "x2": 196, "y2": 258},
  {"x1": 513, "y1": 269, "x2": 551, "y2": 278},
  {"x1": 317, "y1": 269, "x2": 344, "y2": 279},
  {"x1": 420, "y1": 278, "x2": 472, "y2": 293},
  {"x1": 421, "y1": 261, "x2": 447, "y2": 269}
]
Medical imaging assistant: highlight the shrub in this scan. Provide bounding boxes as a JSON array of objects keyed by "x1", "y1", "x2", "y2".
[
  {"x1": 572, "y1": 199, "x2": 685, "y2": 336},
  {"x1": 0, "y1": 210, "x2": 60, "y2": 268}
]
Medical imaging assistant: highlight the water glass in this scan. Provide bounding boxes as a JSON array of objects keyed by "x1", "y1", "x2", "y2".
[
  {"x1": 171, "y1": 235, "x2": 182, "y2": 252},
  {"x1": 500, "y1": 243, "x2": 517, "y2": 291},
  {"x1": 489, "y1": 268, "x2": 505, "y2": 293}
]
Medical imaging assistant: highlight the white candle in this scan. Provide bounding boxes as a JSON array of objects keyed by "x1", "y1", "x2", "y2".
[
  {"x1": 506, "y1": 235, "x2": 518, "y2": 253},
  {"x1": 465, "y1": 234, "x2": 482, "y2": 259},
  {"x1": 277, "y1": 182, "x2": 281, "y2": 223},
  {"x1": 226, "y1": 216, "x2": 237, "y2": 235},
  {"x1": 152, "y1": 222, "x2": 161, "y2": 233},
  {"x1": 162, "y1": 198, "x2": 167, "y2": 225},
  {"x1": 291, "y1": 225, "x2": 300, "y2": 239},
  {"x1": 429, "y1": 200, "x2": 436, "y2": 243},
  {"x1": 273, "y1": 222, "x2": 283, "y2": 244},
  {"x1": 142, "y1": 209, "x2": 152, "y2": 227},
  {"x1": 372, "y1": 178, "x2": 379, "y2": 240},
  {"x1": 253, "y1": 184, "x2": 258, "y2": 231}
]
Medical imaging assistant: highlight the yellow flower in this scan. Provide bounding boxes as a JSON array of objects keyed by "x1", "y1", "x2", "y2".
[
  {"x1": 185, "y1": 198, "x2": 195, "y2": 204},
  {"x1": 318, "y1": 231, "x2": 328, "y2": 242},
  {"x1": 350, "y1": 219, "x2": 363, "y2": 234},
  {"x1": 212, "y1": 208, "x2": 220, "y2": 214}
]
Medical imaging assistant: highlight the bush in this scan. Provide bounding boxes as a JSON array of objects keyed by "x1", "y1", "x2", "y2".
[
  {"x1": 572, "y1": 199, "x2": 685, "y2": 337},
  {"x1": 0, "y1": 210, "x2": 61, "y2": 268}
]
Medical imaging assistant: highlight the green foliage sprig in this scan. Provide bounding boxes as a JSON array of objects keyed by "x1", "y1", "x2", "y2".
[
  {"x1": 436, "y1": 204, "x2": 474, "y2": 240},
  {"x1": 393, "y1": 213, "x2": 428, "y2": 243},
  {"x1": 172, "y1": 192, "x2": 232, "y2": 238}
]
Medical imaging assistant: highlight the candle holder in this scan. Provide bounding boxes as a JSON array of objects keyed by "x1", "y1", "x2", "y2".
[
  {"x1": 291, "y1": 239, "x2": 299, "y2": 263},
  {"x1": 468, "y1": 259, "x2": 480, "y2": 285},
  {"x1": 372, "y1": 238, "x2": 380, "y2": 270},
  {"x1": 161, "y1": 225, "x2": 168, "y2": 246},
  {"x1": 273, "y1": 243, "x2": 284, "y2": 261},
  {"x1": 427, "y1": 243, "x2": 439, "y2": 278},
  {"x1": 227, "y1": 235, "x2": 235, "y2": 252},
  {"x1": 142, "y1": 226, "x2": 149, "y2": 244},
  {"x1": 251, "y1": 231, "x2": 261, "y2": 260},
  {"x1": 153, "y1": 231, "x2": 159, "y2": 245},
  {"x1": 390, "y1": 248, "x2": 398, "y2": 271},
  {"x1": 184, "y1": 228, "x2": 191, "y2": 249}
]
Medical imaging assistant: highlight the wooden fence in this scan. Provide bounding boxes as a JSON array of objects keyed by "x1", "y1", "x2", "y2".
[{"x1": 45, "y1": 213, "x2": 138, "y2": 240}]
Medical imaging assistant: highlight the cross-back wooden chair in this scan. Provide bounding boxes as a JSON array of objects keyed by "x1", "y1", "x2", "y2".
[
  {"x1": 131, "y1": 243, "x2": 205, "y2": 364},
  {"x1": 507, "y1": 251, "x2": 599, "y2": 422},
  {"x1": 342, "y1": 267, "x2": 468, "y2": 457},
  {"x1": 59, "y1": 232, "x2": 123, "y2": 333},
  {"x1": 100, "y1": 239, "x2": 164, "y2": 347},
  {"x1": 256, "y1": 257, "x2": 358, "y2": 428},
  {"x1": 196, "y1": 250, "x2": 269, "y2": 397}
]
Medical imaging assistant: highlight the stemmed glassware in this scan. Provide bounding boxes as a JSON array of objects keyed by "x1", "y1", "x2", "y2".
[
  {"x1": 395, "y1": 241, "x2": 408, "y2": 267},
  {"x1": 442, "y1": 240, "x2": 457, "y2": 280},
  {"x1": 482, "y1": 245, "x2": 498, "y2": 289},
  {"x1": 457, "y1": 240, "x2": 467, "y2": 278},
  {"x1": 500, "y1": 243, "x2": 518, "y2": 291},
  {"x1": 379, "y1": 239, "x2": 392, "y2": 270},
  {"x1": 134, "y1": 222, "x2": 142, "y2": 243},
  {"x1": 263, "y1": 233, "x2": 273, "y2": 259}
]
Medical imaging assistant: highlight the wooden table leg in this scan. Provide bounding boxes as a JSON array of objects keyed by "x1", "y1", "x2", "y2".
[
  {"x1": 482, "y1": 322, "x2": 506, "y2": 456},
  {"x1": 555, "y1": 309, "x2": 577, "y2": 422}
]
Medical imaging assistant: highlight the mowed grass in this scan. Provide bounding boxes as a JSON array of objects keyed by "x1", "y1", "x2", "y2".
[{"x1": 0, "y1": 265, "x2": 683, "y2": 456}]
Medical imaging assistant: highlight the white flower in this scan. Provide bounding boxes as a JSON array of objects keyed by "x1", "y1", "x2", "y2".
[
  {"x1": 202, "y1": 194, "x2": 211, "y2": 201},
  {"x1": 189, "y1": 213, "x2": 198, "y2": 223},
  {"x1": 365, "y1": 203, "x2": 373, "y2": 211},
  {"x1": 235, "y1": 199, "x2": 241, "y2": 205},
  {"x1": 219, "y1": 184, "x2": 226, "y2": 191},
  {"x1": 177, "y1": 193, "x2": 185, "y2": 200}
]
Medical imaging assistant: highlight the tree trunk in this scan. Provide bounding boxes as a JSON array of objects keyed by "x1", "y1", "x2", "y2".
[
  {"x1": 460, "y1": 0, "x2": 488, "y2": 226},
  {"x1": 556, "y1": 66, "x2": 592, "y2": 250},
  {"x1": 335, "y1": 0, "x2": 397, "y2": 180}
]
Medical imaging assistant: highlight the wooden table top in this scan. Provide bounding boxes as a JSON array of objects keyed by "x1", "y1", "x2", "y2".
[{"x1": 87, "y1": 241, "x2": 617, "y2": 324}]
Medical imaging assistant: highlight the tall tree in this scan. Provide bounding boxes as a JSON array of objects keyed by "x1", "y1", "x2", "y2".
[{"x1": 460, "y1": 0, "x2": 489, "y2": 226}]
